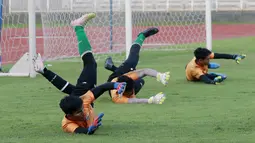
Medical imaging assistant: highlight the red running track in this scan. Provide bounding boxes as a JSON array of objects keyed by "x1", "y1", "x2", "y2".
[{"x1": 1, "y1": 24, "x2": 255, "y2": 64}]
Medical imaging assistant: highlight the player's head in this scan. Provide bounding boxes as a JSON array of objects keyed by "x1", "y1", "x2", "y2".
[
  {"x1": 194, "y1": 47, "x2": 212, "y2": 65},
  {"x1": 117, "y1": 75, "x2": 134, "y2": 94},
  {"x1": 59, "y1": 96, "x2": 83, "y2": 117}
]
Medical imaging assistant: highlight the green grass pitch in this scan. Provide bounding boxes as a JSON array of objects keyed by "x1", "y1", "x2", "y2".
[{"x1": 1, "y1": 37, "x2": 255, "y2": 143}]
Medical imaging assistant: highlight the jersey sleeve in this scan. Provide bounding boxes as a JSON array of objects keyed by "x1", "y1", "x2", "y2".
[
  {"x1": 62, "y1": 122, "x2": 79, "y2": 133},
  {"x1": 191, "y1": 68, "x2": 204, "y2": 79},
  {"x1": 209, "y1": 52, "x2": 215, "y2": 59},
  {"x1": 124, "y1": 71, "x2": 139, "y2": 80}
]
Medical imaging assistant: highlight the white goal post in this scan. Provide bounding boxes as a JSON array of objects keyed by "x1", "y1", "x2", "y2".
[
  {"x1": 125, "y1": 0, "x2": 212, "y2": 58},
  {"x1": 0, "y1": 0, "x2": 36, "y2": 77},
  {"x1": 0, "y1": 0, "x2": 213, "y2": 77}
]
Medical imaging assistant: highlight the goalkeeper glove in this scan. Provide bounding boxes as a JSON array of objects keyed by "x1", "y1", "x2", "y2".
[
  {"x1": 87, "y1": 113, "x2": 104, "y2": 135},
  {"x1": 157, "y1": 72, "x2": 170, "y2": 86},
  {"x1": 148, "y1": 92, "x2": 166, "y2": 104},
  {"x1": 208, "y1": 62, "x2": 220, "y2": 69},
  {"x1": 114, "y1": 82, "x2": 127, "y2": 97},
  {"x1": 234, "y1": 54, "x2": 246, "y2": 64}
]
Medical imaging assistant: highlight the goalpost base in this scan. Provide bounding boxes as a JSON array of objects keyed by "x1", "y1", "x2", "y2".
[{"x1": 0, "y1": 52, "x2": 36, "y2": 77}]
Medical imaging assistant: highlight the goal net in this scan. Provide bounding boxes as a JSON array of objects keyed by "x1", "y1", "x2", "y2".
[
  {"x1": 41, "y1": 0, "x2": 207, "y2": 61},
  {"x1": 0, "y1": 0, "x2": 30, "y2": 71},
  {"x1": 0, "y1": 0, "x2": 208, "y2": 75}
]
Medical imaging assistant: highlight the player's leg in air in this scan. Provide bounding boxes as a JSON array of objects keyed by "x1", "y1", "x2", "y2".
[
  {"x1": 33, "y1": 13, "x2": 99, "y2": 105},
  {"x1": 34, "y1": 13, "x2": 98, "y2": 96},
  {"x1": 35, "y1": 13, "x2": 127, "y2": 135},
  {"x1": 105, "y1": 28, "x2": 170, "y2": 104},
  {"x1": 34, "y1": 54, "x2": 75, "y2": 95},
  {"x1": 105, "y1": 56, "x2": 145, "y2": 95},
  {"x1": 106, "y1": 27, "x2": 159, "y2": 88},
  {"x1": 60, "y1": 13, "x2": 128, "y2": 134}
]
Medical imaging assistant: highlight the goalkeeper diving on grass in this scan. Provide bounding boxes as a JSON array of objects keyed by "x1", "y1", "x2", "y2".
[
  {"x1": 33, "y1": 13, "x2": 126, "y2": 134},
  {"x1": 185, "y1": 47, "x2": 246, "y2": 85},
  {"x1": 104, "y1": 27, "x2": 170, "y2": 104}
]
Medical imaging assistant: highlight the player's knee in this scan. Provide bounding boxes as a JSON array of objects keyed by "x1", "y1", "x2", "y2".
[
  {"x1": 139, "y1": 79, "x2": 145, "y2": 87},
  {"x1": 134, "y1": 79, "x2": 145, "y2": 95},
  {"x1": 82, "y1": 52, "x2": 97, "y2": 66},
  {"x1": 124, "y1": 59, "x2": 138, "y2": 70}
]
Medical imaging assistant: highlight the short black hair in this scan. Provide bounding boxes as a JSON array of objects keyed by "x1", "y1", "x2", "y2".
[
  {"x1": 194, "y1": 47, "x2": 212, "y2": 60},
  {"x1": 117, "y1": 75, "x2": 134, "y2": 93},
  {"x1": 59, "y1": 96, "x2": 83, "y2": 115}
]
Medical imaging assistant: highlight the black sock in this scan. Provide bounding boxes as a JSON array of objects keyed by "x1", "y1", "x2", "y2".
[
  {"x1": 214, "y1": 53, "x2": 236, "y2": 59},
  {"x1": 42, "y1": 68, "x2": 75, "y2": 94},
  {"x1": 112, "y1": 65, "x2": 117, "y2": 72}
]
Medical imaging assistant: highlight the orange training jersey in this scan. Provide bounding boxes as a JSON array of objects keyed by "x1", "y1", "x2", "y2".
[
  {"x1": 185, "y1": 53, "x2": 214, "y2": 81},
  {"x1": 110, "y1": 71, "x2": 139, "y2": 104},
  {"x1": 61, "y1": 90, "x2": 96, "y2": 133}
]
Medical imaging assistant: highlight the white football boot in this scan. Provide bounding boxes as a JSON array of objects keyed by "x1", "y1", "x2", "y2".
[
  {"x1": 71, "y1": 13, "x2": 96, "y2": 27},
  {"x1": 33, "y1": 53, "x2": 45, "y2": 74}
]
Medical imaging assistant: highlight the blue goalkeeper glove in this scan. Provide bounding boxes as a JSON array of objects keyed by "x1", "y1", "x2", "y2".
[
  {"x1": 234, "y1": 54, "x2": 246, "y2": 64},
  {"x1": 114, "y1": 82, "x2": 127, "y2": 97},
  {"x1": 87, "y1": 113, "x2": 104, "y2": 135},
  {"x1": 208, "y1": 62, "x2": 220, "y2": 69}
]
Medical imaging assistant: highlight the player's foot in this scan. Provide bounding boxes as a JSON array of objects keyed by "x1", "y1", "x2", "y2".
[
  {"x1": 157, "y1": 72, "x2": 170, "y2": 86},
  {"x1": 33, "y1": 53, "x2": 45, "y2": 74},
  {"x1": 208, "y1": 62, "x2": 220, "y2": 69},
  {"x1": 104, "y1": 57, "x2": 115, "y2": 71},
  {"x1": 148, "y1": 92, "x2": 166, "y2": 104},
  {"x1": 71, "y1": 13, "x2": 96, "y2": 27},
  {"x1": 114, "y1": 82, "x2": 127, "y2": 97},
  {"x1": 235, "y1": 54, "x2": 246, "y2": 64},
  {"x1": 213, "y1": 76, "x2": 223, "y2": 84},
  {"x1": 210, "y1": 72, "x2": 227, "y2": 80},
  {"x1": 138, "y1": 27, "x2": 159, "y2": 38}
]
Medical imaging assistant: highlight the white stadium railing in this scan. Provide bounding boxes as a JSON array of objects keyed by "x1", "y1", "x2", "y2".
[{"x1": 8, "y1": 0, "x2": 255, "y2": 13}]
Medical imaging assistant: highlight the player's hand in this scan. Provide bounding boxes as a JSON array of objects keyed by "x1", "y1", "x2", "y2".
[
  {"x1": 87, "y1": 113, "x2": 104, "y2": 135},
  {"x1": 148, "y1": 92, "x2": 166, "y2": 104},
  {"x1": 87, "y1": 125, "x2": 97, "y2": 135},
  {"x1": 157, "y1": 72, "x2": 170, "y2": 86},
  {"x1": 235, "y1": 54, "x2": 246, "y2": 64},
  {"x1": 208, "y1": 62, "x2": 220, "y2": 69},
  {"x1": 114, "y1": 82, "x2": 127, "y2": 98}
]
